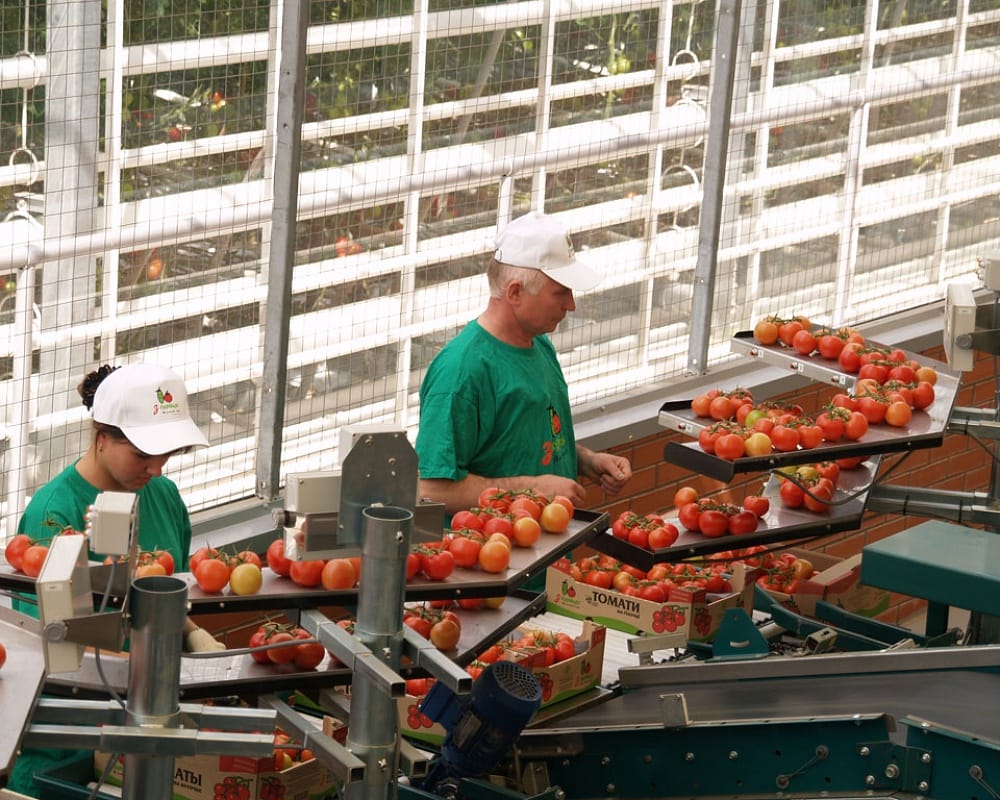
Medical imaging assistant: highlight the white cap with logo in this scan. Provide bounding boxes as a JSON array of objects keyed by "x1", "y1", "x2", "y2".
[
  {"x1": 93, "y1": 363, "x2": 210, "y2": 455},
  {"x1": 494, "y1": 212, "x2": 602, "y2": 292}
]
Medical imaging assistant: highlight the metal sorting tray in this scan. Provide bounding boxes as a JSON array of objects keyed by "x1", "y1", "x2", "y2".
[
  {"x1": 658, "y1": 342, "x2": 960, "y2": 482},
  {"x1": 43, "y1": 592, "x2": 549, "y2": 702},
  {"x1": 183, "y1": 509, "x2": 607, "y2": 612},
  {"x1": 729, "y1": 329, "x2": 962, "y2": 389},
  {"x1": 591, "y1": 459, "x2": 879, "y2": 570},
  {"x1": 1, "y1": 511, "x2": 606, "y2": 613},
  {"x1": 0, "y1": 608, "x2": 46, "y2": 777}
]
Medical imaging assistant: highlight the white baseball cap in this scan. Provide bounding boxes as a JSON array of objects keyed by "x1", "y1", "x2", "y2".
[
  {"x1": 93, "y1": 364, "x2": 209, "y2": 455},
  {"x1": 494, "y1": 212, "x2": 602, "y2": 292}
]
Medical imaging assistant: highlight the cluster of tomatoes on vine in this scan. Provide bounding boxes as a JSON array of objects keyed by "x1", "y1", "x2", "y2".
[
  {"x1": 4, "y1": 522, "x2": 92, "y2": 578},
  {"x1": 774, "y1": 461, "x2": 843, "y2": 513},
  {"x1": 262, "y1": 538, "x2": 361, "y2": 592},
  {"x1": 189, "y1": 544, "x2": 268, "y2": 595},
  {"x1": 248, "y1": 621, "x2": 327, "y2": 670},
  {"x1": 403, "y1": 602, "x2": 464, "y2": 650},
  {"x1": 552, "y1": 552, "x2": 735, "y2": 603},
  {"x1": 411, "y1": 488, "x2": 575, "y2": 582}
]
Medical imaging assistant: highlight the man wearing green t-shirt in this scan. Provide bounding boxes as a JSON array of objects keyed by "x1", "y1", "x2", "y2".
[{"x1": 416, "y1": 212, "x2": 632, "y2": 514}]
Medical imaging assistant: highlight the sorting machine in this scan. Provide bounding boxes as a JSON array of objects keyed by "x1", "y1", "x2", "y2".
[{"x1": 1, "y1": 337, "x2": 999, "y2": 800}]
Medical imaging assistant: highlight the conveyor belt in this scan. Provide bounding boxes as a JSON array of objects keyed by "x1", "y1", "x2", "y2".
[{"x1": 530, "y1": 645, "x2": 1000, "y2": 742}]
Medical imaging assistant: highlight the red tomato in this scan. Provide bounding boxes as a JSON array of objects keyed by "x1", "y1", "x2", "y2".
[
  {"x1": 404, "y1": 612, "x2": 433, "y2": 638},
  {"x1": 582, "y1": 568, "x2": 614, "y2": 589},
  {"x1": 677, "y1": 501, "x2": 702, "y2": 532},
  {"x1": 714, "y1": 432, "x2": 746, "y2": 461},
  {"x1": 803, "y1": 478, "x2": 834, "y2": 513},
  {"x1": 857, "y1": 394, "x2": 888, "y2": 424},
  {"x1": 321, "y1": 558, "x2": 357, "y2": 589},
  {"x1": 709, "y1": 394, "x2": 736, "y2": 421},
  {"x1": 482, "y1": 515, "x2": 514, "y2": 538},
  {"x1": 266, "y1": 539, "x2": 292, "y2": 576},
  {"x1": 911, "y1": 381, "x2": 935, "y2": 410},
  {"x1": 289, "y1": 559, "x2": 325, "y2": 588},
  {"x1": 419, "y1": 547, "x2": 455, "y2": 580},
  {"x1": 509, "y1": 495, "x2": 543, "y2": 520},
  {"x1": 691, "y1": 393, "x2": 713, "y2": 418},
  {"x1": 817, "y1": 333, "x2": 846, "y2": 360},
  {"x1": 698, "y1": 510, "x2": 730, "y2": 538},
  {"x1": 777, "y1": 319, "x2": 804, "y2": 347},
  {"x1": 189, "y1": 545, "x2": 219, "y2": 575},
  {"x1": 478, "y1": 487, "x2": 510, "y2": 512},
  {"x1": 673, "y1": 486, "x2": 699, "y2": 508},
  {"x1": 5, "y1": 533, "x2": 33, "y2": 572},
  {"x1": 843, "y1": 411, "x2": 869, "y2": 441},
  {"x1": 450, "y1": 510, "x2": 483, "y2": 532},
  {"x1": 743, "y1": 495, "x2": 770, "y2": 518},
  {"x1": 753, "y1": 317, "x2": 780, "y2": 345},
  {"x1": 647, "y1": 524, "x2": 679, "y2": 550},
  {"x1": 248, "y1": 627, "x2": 273, "y2": 664},
  {"x1": 539, "y1": 502, "x2": 571, "y2": 533},
  {"x1": 136, "y1": 561, "x2": 168, "y2": 578},
  {"x1": 152, "y1": 549, "x2": 176, "y2": 575},
  {"x1": 884, "y1": 400, "x2": 913, "y2": 427},
  {"x1": 478, "y1": 540, "x2": 510, "y2": 573},
  {"x1": 797, "y1": 423, "x2": 823, "y2": 449},
  {"x1": 779, "y1": 479, "x2": 805, "y2": 509},
  {"x1": 727, "y1": 510, "x2": 758, "y2": 535},
  {"x1": 445, "y1": 534, "x2": 482, "y2": 567},
  {"x1": 627, "y1": 526, "x2": 649, "y2": 549},
  {"x1": 429, "y1": 618, "x2": 461, "y2": 650},
  {"x1": 815, "y1": 409, "x2": 847, "y2": 442},
  {"x1": 21, "y1": 544, "x2": 49, "y2": 578},
  {"x1": 838, "y1": 342, "x2": 864, "y2": 372},
  {"x1": 194, "y1": 557, "x2": 231, "y2": 593},
  {"x1": 234, "y1": 550, "x2": 263, "y2": 570},
  {"x1": 266, "y1": 631, "x2": 298, "y2": 664},
  {"x1": 792, "y1": 328, "x2": 817, "y2": 355},
  {"x1": 816, "y1": 461, "x2": 841, "y2": 483},
  {"x1": 292, "y1": 632, "x2": 326, "y2": 670},
  {"x1": 770, "y1": 423, "x2": 800, "y2": 452}
]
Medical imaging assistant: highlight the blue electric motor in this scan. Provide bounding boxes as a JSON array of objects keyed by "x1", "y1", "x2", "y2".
[{"x1": 419, "y1": 659, "x2": 542, "y2": 795}]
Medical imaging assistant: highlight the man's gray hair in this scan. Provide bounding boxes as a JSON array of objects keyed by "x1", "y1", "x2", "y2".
[{"x1": 487, "y1": 259, "x2": 546, "y2": 298}]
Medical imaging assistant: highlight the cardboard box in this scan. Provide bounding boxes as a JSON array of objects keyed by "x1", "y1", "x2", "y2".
[
  {"x1": 398, "y1": 694, "x2": 448, "y2": 745},
  {"x1": 505, "y1": 619, "x2": 605, "y2": 707},
  {"x1": 545, "y1": 563, "x2": 757, "y2": 640},
  {"x1": 763, "y1": 549, "x2": 890, "y2": 618},
  {"x1": 94, "y1": 746, "x2": 337, "y2": 800},
  {"x1": 398, "y1": 619, "x2": 606, "y2": 745}
]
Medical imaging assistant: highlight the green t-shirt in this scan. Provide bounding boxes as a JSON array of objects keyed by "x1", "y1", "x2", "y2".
[
  {"x1": 415, "y1": 321, "x2": 578, "y2": 482},
  {"x1": 17, "y1": 460, "x2": 193, "y2": 570}
]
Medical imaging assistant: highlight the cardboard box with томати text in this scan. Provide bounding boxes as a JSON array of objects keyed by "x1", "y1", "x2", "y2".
[
  {"x1": 94, "y1": 745, "x2": 337, "y2": 800},
  {"x1": 545, "y1": 562, "x2": 758, "y2": 639}
]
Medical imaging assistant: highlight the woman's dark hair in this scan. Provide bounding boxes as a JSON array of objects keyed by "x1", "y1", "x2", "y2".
[{"x1": 78, "y1": 364, "x2": 119, "y2": 411}]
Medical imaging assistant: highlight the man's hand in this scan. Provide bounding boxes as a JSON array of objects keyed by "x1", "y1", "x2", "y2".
[{"x1": 578, "y1": 447, "x2": 632, "y2": 496}]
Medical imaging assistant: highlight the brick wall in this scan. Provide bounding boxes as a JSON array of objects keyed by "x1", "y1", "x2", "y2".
[{"x1": 578, "y1": 345, "x2": 995, "y2": 626}]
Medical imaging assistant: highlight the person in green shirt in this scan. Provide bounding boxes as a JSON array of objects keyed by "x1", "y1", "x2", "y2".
[
  {"x1": 416, "y1": 212, "x2": 632, "y2": 515},
  {"x1": 9, "y1": 362, "x2": 223, "y2": 798}
]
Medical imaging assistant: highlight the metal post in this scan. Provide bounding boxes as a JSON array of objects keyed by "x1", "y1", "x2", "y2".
[
  {"x1": 123, "y1": 575, "x2": 189, "y2": 800},
  {"x1": 687, "y1": 0, "x2": 743, "y2": 374},
  {"x1": 346, "y1": 504, "x2": 413, "y2": 800},
  {"x1": 255, "y1": 0, "x2": 308, "y2": 501}
]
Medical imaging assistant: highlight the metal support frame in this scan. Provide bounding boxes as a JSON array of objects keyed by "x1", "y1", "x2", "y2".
[{"x1": 22, "y1": 575, "x2": 277, "y2": 799}]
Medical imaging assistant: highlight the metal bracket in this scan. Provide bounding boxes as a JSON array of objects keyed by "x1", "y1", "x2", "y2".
[{"x1": 854, "y1": 740, "x2": 934, "y2": 793}]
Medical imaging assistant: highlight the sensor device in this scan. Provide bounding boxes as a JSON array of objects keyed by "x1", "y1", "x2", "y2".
[{"x1": 943, "y1": 281, "x2": 976, "y2": 372}]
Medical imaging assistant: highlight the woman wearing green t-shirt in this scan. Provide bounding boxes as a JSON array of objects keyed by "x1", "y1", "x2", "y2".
[{"x1": 10, "y1": 363, "x2": 222, "y2": 797}]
